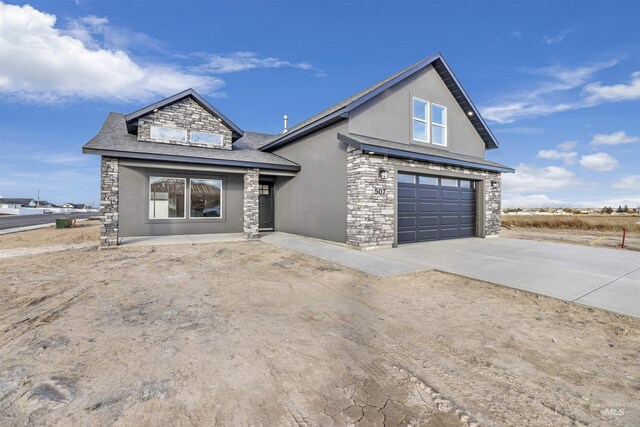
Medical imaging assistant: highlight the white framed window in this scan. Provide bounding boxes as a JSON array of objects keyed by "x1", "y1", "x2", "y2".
[
  {"x1": 189, "y1": 179, "x2": 223, "y2": 219},
  {"x1": 150, "y1": 126, "x2": 187, "y2": 142},
  {"x1": 411, "y1": 98, "x2": 447, "y2": 146},
  {"x1": 431, "y1": 103, "x2": 447, "y2": 146},
  {"x1": 190, "y1": 131, "x2": 223, "y2": 146},
  {"x1": 149, "y1": 177, "x2": 186, "y2": 219},
  {"x1": 412, "y1": 97, "x2": 429, "y2": 142}
]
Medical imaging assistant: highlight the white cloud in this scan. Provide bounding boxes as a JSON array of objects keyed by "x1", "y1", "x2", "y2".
[
  {"x1": 583, "y1": 71, "x2": 640, "y2": 103},
  {"x1": 503, "y1": 194, "x2": 566, "y2": 208},
  {"x1": 536, "y1": 149, "x2": 577, "y2": 164},
  {"x1": 197, "y1": 52, "x2": 317, "y2": 74},
  {"x1": 502, "y1": 163, "x2": 577, "y2": 193},
  {"x1": 590, "y1": 130, "x2": 640, "y2": 145},
  {"x1": 557, "y1": 140, "x2": 577, "y2": 151},
  {"x1": 481, "y1": 60, "x2": 618, "y2": 123},
  {"x1": 0, "y1": 3, "x2": 320, "y2": 104},
  {"x1": 62, "y1": 15, "x2": 163, "y2": 52},
  {"x1": 542, "y1": 30, "x2": 571, "y2": 45},
  {"x1": 579, "y1": 152, "x2": 619, "y2": 171},
  {"x1": 0, "y1": 3, "x2": 224, "y2": 103},
  {"x1": 612, "y1": 175, "x2": 640, "y2": 190}
]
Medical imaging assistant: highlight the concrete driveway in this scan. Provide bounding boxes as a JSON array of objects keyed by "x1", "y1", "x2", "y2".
[{"x1": 263, "y1": 233, "x2": 640, "y2": 317}]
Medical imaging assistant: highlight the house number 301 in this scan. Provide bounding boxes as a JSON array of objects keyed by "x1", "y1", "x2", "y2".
[{"x1": 375, "y1": 188, "x2": 386, "y2": 195}]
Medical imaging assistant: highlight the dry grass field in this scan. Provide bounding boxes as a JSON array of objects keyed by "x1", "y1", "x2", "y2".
[
  {"x1": 502, "y1": 214, "x2": 640, "y2": 232},
  {"x1": 502, "y1": 215, "x2": 640, "y2": 251}
]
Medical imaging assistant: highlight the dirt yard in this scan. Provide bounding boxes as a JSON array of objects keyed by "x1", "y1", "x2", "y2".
[{"x1": 1, "y1": 225, "x2": 639, "y2": 426}]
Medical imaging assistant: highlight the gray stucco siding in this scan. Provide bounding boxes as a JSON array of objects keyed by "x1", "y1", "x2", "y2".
[
  {"x1": 271, "y1": 121, "x2": 349, "y2": 243},
  {"x1": 348, "y1": 64, "x2": 486, "y2": 158},
  {"x1": 118, "y1": 165, "x2": 244, "y2": 237}
]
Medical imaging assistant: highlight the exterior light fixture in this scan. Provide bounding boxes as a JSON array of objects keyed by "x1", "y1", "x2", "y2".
[
  {"x1": 379, "y1": 169, "x2": 389, "y2": 180},
  {"x1": 467, "y1": 111, "x2": 474, "y2": 116},
  {"x1": 491, "y1": 180, "x2": 498, "y2": 188}
]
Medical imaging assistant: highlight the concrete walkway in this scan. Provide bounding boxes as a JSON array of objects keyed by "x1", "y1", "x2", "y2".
[
  {"x1": 120, "y1": 233, "x2": 245, "y2": 246},
  {"x1": 262, "y1": 233, "x2": 640, "y2": 318}
]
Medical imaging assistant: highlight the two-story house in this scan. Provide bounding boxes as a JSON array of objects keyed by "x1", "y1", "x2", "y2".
[{"x1": 83, "y1": 52, "x2": 514, "y2": 248}]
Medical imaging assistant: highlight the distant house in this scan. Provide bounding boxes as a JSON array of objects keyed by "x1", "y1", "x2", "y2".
[
  {"x1": 61, "y1": 203, "x2": 86, "y2": 209},
  {"x1": 0, "y1": 198, "x2": 36, "y2": 208}
]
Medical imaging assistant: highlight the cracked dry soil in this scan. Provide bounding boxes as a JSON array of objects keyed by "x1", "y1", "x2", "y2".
[{"x1": 1, "y1": 239, "x2": 639, "y2": 426}]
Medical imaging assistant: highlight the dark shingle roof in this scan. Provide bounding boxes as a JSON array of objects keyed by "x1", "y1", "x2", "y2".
[
  {"x1": 0, "y1": 198, "x2": 34, "y2": 205},
  {"x1": 82, "y1": 113, "x2": 300, "y2": 171},
  {"x1": 261, "y1": 52, "x2": 500, "y2": 152}
]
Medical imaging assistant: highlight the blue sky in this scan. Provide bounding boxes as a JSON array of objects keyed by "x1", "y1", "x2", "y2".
[{"x1": 0, "y1": 0, "x2": 639, "y2": 208}]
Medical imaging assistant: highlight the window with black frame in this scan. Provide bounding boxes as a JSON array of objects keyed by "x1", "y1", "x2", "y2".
[{"x1": 190, "y1": 179, "x2": 222, "y2": 218}]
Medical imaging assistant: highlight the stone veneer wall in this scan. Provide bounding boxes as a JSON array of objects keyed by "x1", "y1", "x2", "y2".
[
  {"x1": 137, "y1": 97, "x2": 233, "y2": 150},
  {"x1": 243, "y1": 168, "x2": 260, "y2": 239},
  {"x1": 100, "y1": 157, "x2": 119, "y2": 247},
  {"x1": 346, "y1": 146, "x2": 501, "y2": 248}
]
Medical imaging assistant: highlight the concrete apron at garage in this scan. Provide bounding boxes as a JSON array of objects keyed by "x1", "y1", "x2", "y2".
[{"x1": 262, "y1": 232, "x2": 640, "y2": 318}]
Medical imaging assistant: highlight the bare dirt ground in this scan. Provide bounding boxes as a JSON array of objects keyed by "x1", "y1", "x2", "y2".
[
  {"x1": 501, "y1": 227, "x2": 640, "y2": 252},
  {"x1": 1, "y1": 225, "x2": 639, "y2": 426},
  {"x1": 0, "y1": 220, "x2": 100, "y2": 249}
]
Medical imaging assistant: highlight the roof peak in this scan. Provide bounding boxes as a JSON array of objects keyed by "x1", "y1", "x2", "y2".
[
  {"x1": 260, "y1": 52, "x2": 499, "y2": 151},
  {"x1": 123, "y1": 89, "x2": 244, "y2": 138}
]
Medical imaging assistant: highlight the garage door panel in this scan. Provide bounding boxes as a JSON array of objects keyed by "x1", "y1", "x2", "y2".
[
  {"x1": 460, "y1": 202, "x2": 475, "y2": 213},
  {"x1": 419, "y1": 216, "x2": 439, "y2": 226},
  {"x1": 440, "y1": 190, "x2": 460, "y2": 199},
  {"x1": 440, "y1": 215, "x2": 460, "y2": 225},
  {"x1": 397, "y1": 230, "x2": 417, "y2": 243},
  {"x1": 418, "y1": 188, "x2": 439, "y2": 199},
  {"x1": 440, "y1": 228, "x2": 461, "y2": 239},
  {"x1": 460, "y1": 227, "x2": 476, "y2": 237},
  {"x1": 398, "y1": 187, "x2": 417, "y2": 199},
  {"x1": 398, "y1": 202, "x2": 416, "y2": 213},
  {"x1": 441, "y1": 203, "x2": 460, "y2": 212},
  {"x1": 419, "y1": 202, "x2": 438, "y2": 213},
  {"x1": 417, "y1": 229, "x2": 439, "y2": 241},
  {"x1": 397, "y1": 173, "x2": 477, "y2": 244},
  {"x1": 398, "y1": 216, "x2": 417, "y2": 227}
]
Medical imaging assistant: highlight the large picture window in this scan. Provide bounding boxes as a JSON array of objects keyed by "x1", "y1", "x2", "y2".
[
  {"x1": 190, "y1": 179, "x2": 222, "y2": 218},
  {"x1": 149, "y1": 177, "x2": 186, "y2": 219}
]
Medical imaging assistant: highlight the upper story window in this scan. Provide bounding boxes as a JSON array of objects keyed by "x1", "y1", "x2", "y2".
[
  {"x1": 190, "y1": 131, "x2": 223, "y2": 146},
  {"x1": 150, "y1": 126, "x2": 187, "y2": 142},
  {"x1": 412, "y1": 97, "x2": 447, "y2": 146}
]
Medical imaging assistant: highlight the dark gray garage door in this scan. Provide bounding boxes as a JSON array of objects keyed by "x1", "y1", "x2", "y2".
[{"x1": 397, "y1": 173, "x2": 476, "y2": 244}]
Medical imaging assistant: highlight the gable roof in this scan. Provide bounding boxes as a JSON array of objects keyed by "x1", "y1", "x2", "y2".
[
  {"x1": 260, "y1": 52, "x2": 499, "y2": 151},
  {"x1": 83, "y1": 113, "x2": 300, "y2": 171},
  {"x1": 123, "y1": 89, "x2": 244, "y2": 140},
  {"x1": 0, "y1": 198, "x2": 34, "y2": 205}
]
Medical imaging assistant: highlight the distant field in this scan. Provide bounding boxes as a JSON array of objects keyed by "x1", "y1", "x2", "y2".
[{"x1": 502, "y1": 214, "x2": 640, "y2": 232}]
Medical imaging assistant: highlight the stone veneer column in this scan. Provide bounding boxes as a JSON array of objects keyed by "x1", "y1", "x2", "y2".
[
  {"x1": 100, "y1": 157, "x2": 119, "y2": 247},
  {"x1": 484, "y1": 173, "x2": 502, "y2": 236},
  {"x1": 346, "y1": 147, "x2": 395, "y2": 249},
  {"x1": 243, "y1": 168, "x2": 260, "y2": 239}
]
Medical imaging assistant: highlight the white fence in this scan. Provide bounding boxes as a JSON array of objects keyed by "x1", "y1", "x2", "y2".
[{"x1": 0, "y1": 208, "x2": 99, "y2": 216}]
